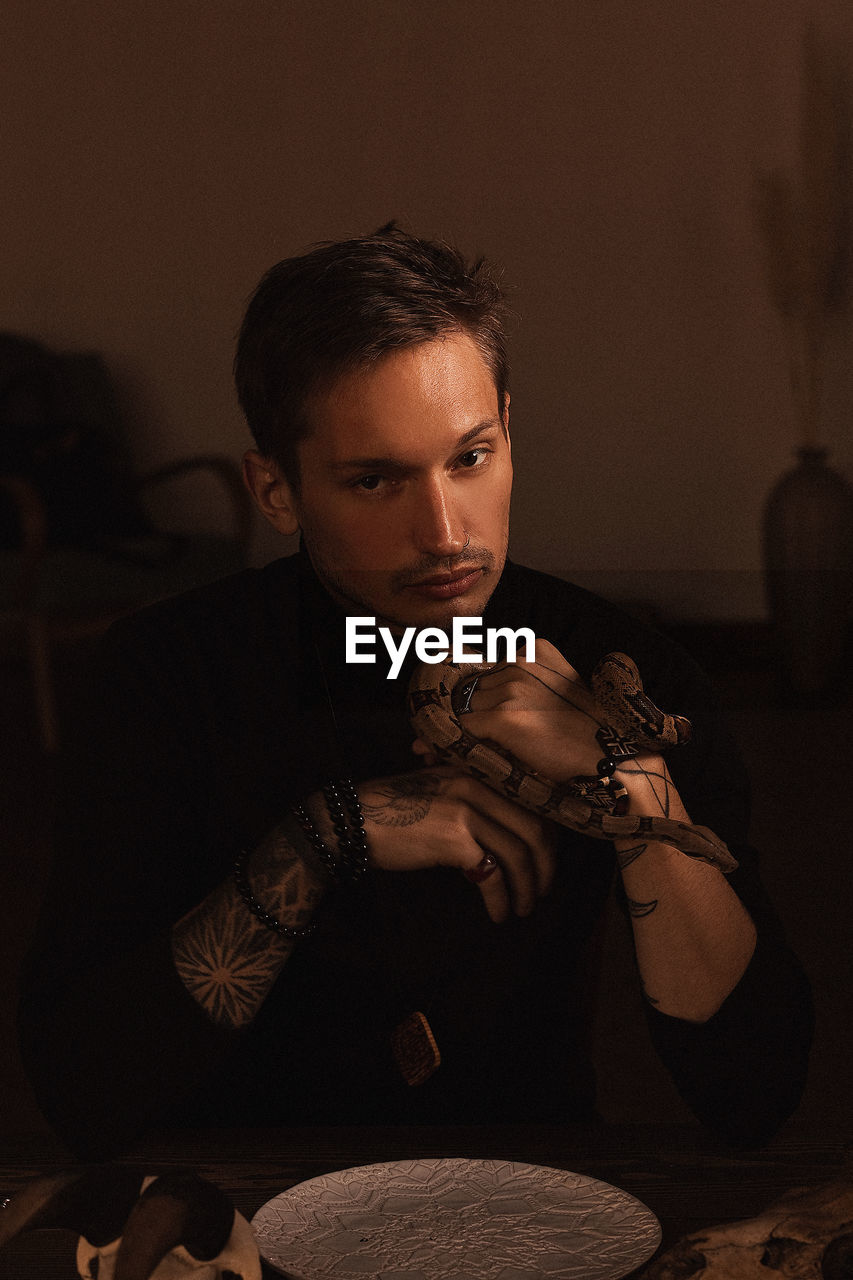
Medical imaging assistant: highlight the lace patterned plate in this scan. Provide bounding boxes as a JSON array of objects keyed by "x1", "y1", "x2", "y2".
[{"x1": 252, "y1": 1157, "x2": 661, "y2": 1279}]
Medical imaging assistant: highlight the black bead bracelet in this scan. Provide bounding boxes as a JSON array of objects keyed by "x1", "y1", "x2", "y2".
[
  {"x1": 323, "y1": 778, "x2": 369, "y2": 883},
  {"x1": 290, "y1": 780, "x2": 370, "y2": 886},
  {"x1": 291, "y1": 802, "x2": 343, "y2": 882},
  {"x1": 233, "y1": 849, "x2": 318, "y2": 941}
]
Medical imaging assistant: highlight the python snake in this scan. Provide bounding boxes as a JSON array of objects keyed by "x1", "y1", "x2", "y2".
[{"x1": 408, "y1": 651, "x2": 737, "y2": 873}]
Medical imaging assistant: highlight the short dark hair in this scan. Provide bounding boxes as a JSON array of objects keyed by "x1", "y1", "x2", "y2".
[{"x1": 234, "y1": 224, "x2": 509, "y2": 489}]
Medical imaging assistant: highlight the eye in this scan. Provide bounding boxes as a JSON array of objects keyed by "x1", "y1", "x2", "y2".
[
  {"x1": 456, "y1": 448, "x2": 490, "y2": 469},
  {"x1": 353, "y1": 474, "x2": 384, "y2": 491}
]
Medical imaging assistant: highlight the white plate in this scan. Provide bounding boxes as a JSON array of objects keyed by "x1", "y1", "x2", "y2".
[{"x1": 252, "y1": 1157, "x2": 661, "y2": 1279}]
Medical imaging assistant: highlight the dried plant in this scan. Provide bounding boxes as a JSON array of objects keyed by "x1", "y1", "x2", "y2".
[{"x1": 755, "y1": 25, "x2": 852, "y2": 447}]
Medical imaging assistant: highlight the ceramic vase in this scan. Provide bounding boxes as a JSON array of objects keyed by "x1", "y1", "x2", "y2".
[{"x1": 762, "y1": 446, "x2": 853, "y2": 700}]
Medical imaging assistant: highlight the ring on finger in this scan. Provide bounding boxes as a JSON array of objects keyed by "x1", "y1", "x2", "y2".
[
  {"x1": 457, "y1": 675, "x2": 480, "y2": 716},
  {"x1": 463, "y1": 852, "x2": 499, "y2": 884}
]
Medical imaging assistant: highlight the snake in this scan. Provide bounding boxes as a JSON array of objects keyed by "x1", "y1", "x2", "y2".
[{"x1": 408, "y1": 651, "x2": 737, "y2": 873}]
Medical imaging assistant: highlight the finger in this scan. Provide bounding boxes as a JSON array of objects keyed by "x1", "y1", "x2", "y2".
[
  {"x1": 411, "y1": 737, "x2": 440, "y2": 766},
  {"x1": 467, "y1": 811, "x2": 539, "y2": 918},
  {"x1": 477, "y1": 804, "x2": 558, "y2": 901},
  {"x1": 467, "y1": 661, "x2": 593, "y2": 722},
  {"x1": 463, "y1": 778, "x2": 558, "y2": 901},
  {"x1": 460, "y1": 642, "x2": 584, "y2": 701},
  {"x1": 453, "y1": 664, "x2": 521, "y2": 718},
  {"x1": 460, "y1": 848, "x2": 511, "y2": 924},
  {"x1": 453, "y1": 671, "x2": 487, "y2": 717},
  {"x1": 463, "y1": 851, "x2": 500, "y2": 884},
  {"x1": 529, "y1": 819, "x2": 559, "y2": 898},
  {"x1": 456, "y1": 679, "x2": 512, "y2": 715}
]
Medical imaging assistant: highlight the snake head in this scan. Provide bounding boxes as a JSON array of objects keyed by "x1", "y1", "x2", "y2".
[{"x1": 593, "y1": 653, "x2": 693, "y2": 752}]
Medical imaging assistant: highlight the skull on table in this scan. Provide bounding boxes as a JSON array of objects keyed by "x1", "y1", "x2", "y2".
[
  {"x1": 0, "y1": 1165, "x2": 261, "y2": 1280},
  {"x1": 639, "y1": 1179, "x2": 853, "y2": 1279}
]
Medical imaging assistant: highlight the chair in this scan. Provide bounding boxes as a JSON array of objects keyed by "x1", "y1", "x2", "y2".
[{"x1": 0, "y1": 334, "x2": 253, "y2": 752}]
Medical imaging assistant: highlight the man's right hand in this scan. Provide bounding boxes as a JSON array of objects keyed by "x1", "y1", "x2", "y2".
[{"x1": 357, "y1": 768, "x2": 558, "y2": 923}]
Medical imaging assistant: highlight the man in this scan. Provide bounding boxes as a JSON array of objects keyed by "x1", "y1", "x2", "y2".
[{"x1": 19, "y1": 227, "x2": 812, "y2": 1157}]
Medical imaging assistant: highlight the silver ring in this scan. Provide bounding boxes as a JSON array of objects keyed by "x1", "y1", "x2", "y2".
[{"x1": 458, "y1": 675, "x2": 480, "y2": 715}]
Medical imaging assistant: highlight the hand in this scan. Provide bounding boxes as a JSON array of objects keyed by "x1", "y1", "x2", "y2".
[
  {"x1": 453, "y1": 638, "x2": 604, "y2": 784},
  {"x1": 357, "y1": 767, "x2": 558, "y2": 924}
]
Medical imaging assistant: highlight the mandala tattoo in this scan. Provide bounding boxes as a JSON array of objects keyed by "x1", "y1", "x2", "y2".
[
  {"x1": 171, "y1": 826, "x2": 324, "y2": 1031},
  {"x1": 171, "y1": 899, "x2": 287, "y2": 1030},
  {"x1": 359, "y1": 772, "x2": 443, "y2": 827}
]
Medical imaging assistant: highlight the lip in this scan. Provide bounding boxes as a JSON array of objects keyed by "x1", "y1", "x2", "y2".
[{"x1": 406, "y1": 567, "x2": 484, "y2": 599}]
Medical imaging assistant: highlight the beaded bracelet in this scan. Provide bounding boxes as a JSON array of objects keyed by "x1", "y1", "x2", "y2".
[
  {"x1": 322, "y1": 778, "x2": 369, "y2": 883},
  {"x1": 595, "y1": 758, "x2": 630, "y2": 817},
  {"x1": 594, "y1": 725, "x2": 636, "y2": 817},
  {"x1": 233, "y1": 849, "x2": 318, "y2": 941},
  {"x1": 291, "y1": 779, "x2": 370, "y2": 885},
  {"x1": 291, "y1": 802, "x2": 342, "y2": 882}
]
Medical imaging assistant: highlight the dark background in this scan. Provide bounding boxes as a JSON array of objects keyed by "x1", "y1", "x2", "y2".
[{"x1": 1, "y1": 2, "x2": 851, "y2": 614}]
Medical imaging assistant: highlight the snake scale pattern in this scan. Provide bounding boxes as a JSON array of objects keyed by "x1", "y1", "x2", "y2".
[{"x1": 408, "y1": 651, "x2": 737, "y2": 874}]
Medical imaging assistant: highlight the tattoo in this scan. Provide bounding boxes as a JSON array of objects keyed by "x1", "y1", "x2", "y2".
[
  {"x1": 171, "y1": 827, "x2": 324, "y2": 1031},
  {"x1": 360, "y1": 772, "x2": 443, "y2": 827},
  {"x1": 627, "y1": 896, "x2": 658, "y2": 918},
  {"x1": 513, "y1": 661, "x2": 600, "y2": 725},
  {"x1": 616, "y1": 841, "x2": 648, "y2": 871},
  {"x1": 171, "y1": 897, "x2": 286, "y2": 1030},
  {"x1": 616, "y1": 760, "x2": 672, "y2": 817}
]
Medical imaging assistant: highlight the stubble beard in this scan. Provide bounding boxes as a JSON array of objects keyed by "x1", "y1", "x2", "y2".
[{"x1": 306, "y1": 538, "x2": 508, "y2": 635}]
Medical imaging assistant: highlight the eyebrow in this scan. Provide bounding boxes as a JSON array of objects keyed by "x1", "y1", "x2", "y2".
[{"x1": 329, "y1": 420, "x2": 505, "y2": 474}]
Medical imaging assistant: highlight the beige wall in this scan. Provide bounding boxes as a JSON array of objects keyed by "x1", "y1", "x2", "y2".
[{"x1": 2, "y1": 0, "x2": 851, "y2": 619}]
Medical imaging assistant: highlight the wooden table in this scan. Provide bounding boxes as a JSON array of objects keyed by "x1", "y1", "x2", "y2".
[{"x1": 1, "y1": 1121, "x2": 850, "y2": 1277}]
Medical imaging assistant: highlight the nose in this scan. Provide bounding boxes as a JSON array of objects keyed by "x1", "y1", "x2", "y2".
[{"x1": 412, "y1": 475, "x2": 468, "y2": 559}]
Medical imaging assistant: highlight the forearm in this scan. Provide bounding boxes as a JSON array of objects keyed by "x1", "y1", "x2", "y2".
[
  {"x1": 615, "y1": 755, "x2": 757, "y2": 1023},
  {"x1": 20, "y1": 803, "x2": 333, "y2": 1156},
  {"x1": 171, "y1": 808, "x2": 330, "y2": 1030}
]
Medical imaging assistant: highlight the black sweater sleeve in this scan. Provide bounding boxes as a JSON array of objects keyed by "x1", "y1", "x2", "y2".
[
  {"x1": 553, "y1": 583, "x2": 814, "y2": 1145},
  {"x1": 17, "y1": 610, "x2": 251, "y2": 1157},
  {"x1": 644, "y1": 898, "x2": 814, "y2": 1147},
  {"x1": 619, "y1": 625, "x2": 813, "y2": 1145}
]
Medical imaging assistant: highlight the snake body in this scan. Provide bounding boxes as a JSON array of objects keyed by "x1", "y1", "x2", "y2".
[{"x1": 408, "y1": 651, "x2": 737, "y2": 874}]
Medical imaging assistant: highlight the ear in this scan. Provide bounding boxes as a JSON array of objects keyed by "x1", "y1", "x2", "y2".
[
  {"x1": 242, "y1": 450, "x2": 301, "y2": 536},
  {"x1": 501, "y1": 392, "x2": 511, "y2": 454}
]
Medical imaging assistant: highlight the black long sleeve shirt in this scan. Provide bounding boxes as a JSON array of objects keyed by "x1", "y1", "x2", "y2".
[{"x1": 18, "y1": 552, "x2": 813, "y2": 1156}]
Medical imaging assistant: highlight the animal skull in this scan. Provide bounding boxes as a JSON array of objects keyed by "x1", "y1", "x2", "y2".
[
  {"x1": 639, "y1": 1179, "x2": 853, "y2": 1279},
  {"x1": 0, "y1": 1165, "x2": 261, "y2": 1280}
]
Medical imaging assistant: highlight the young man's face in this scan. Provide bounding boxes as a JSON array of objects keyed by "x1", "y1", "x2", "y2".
[{"x1": 267, "y1": 331, "x2": 512, "y2": 631}]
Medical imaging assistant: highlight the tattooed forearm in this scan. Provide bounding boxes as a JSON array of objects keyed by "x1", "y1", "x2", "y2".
[
  {"x1": 171, "y1": 821, "x2": 326, "y2": 1031},
  {"x1": 171, "y1": 893, "x2": 290, "y2": 1030},
  {"x1": 627, "y1": 896, "x2": 659, "y2": 918},
  {"x1": 616, "y1": 760, "x2": 672, "y2": 817},
  {"x1": 616, "y1": 841, "x2": 648, "y2": 871},
  {"x1": 359, "y1": 772, "x2": 443, "y2": 827}
]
